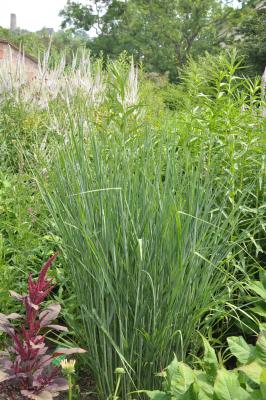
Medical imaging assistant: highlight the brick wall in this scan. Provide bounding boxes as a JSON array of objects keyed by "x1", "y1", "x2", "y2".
[
  {"x1": 0, "y1": 43, "x2": 4, "y2": 60},
  {"x1": 0, "y1": 42, "x2": 38, "y2": 80}
]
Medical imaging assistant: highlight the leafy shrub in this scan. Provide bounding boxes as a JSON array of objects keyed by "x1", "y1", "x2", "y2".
[
  {"x1": 245, "y1": 271, "x2": 266, "y2": 332},
  {"x1": 0, "y1": 254, "x2": 86, "y2": 399},
  {"x1": 0, "y1": 101, "x2": 49, "y2": 173},
  {"x1": 143, "y1": 268, "x2": 266, "y2": 400},
  {"x1": 141, "y1": 331, "x2": 266, "y2": 400},
  {"x1": 159, "y1": 84, "x2": 188, "y2": 111},
  {"x1": 173, "y1": 51, "x2": 265, "y2": 268},
  {"x1": 0, "y1": 173, "x2": 58, "y2": 315}
]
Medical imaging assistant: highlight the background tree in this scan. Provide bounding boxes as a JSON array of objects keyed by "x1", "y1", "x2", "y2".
[
  {"x1": 235, "y1": 0, "x2": 266, "y2": 75},
  {"x1": 60, "y1": 0, "x2": 236, "y2": 80},
  {"x1": 0, "y1": 26, "x2": 88, "y2": 64}
]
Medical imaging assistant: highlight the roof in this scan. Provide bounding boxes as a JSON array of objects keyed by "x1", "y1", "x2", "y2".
[{"x1": 0, "y1": 39, "x2": 38, "y2": 64}]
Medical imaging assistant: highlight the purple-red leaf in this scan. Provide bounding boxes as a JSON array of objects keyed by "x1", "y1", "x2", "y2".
[
  {"x1": 53, "y1": 347, "x2": 87, "y2": 356},
  {"x1": 9, "y1": 290, "x2": 24, "y2": 301},
  {"x1": 27, "y1": 297, "x2": 39, "y2": 310},
  {"x1": 29, "y1": 341, "x2": 46, "y2": 350},
  {"x1": 46, "y1": 324, "x2": 68, "y2": 332},
  {"x1": 38, "y1": 354, "x2": 53, "y2": 369},
  {"x1": 47, "y1": 377, "x2": 69, "y2": 391},
  {"x1": 0, "y1": 370, "x2": 11, "y2": 382},
  {"x1": 0, "y1": 359, "x2": 12, "y2": 370},
  {"x1": 0, "y1": 314, "x2": 9, "y2": 324},
  {"x1": 0, "y1": 254, "x2": 85, "y2": 397},
  {"x1": 0, "y1": 313, "x2": 14, "y2": 334},
  {"x1": 37, "y1": 253, "x2": 58, "y2": 290},
  {"x1": 21, "y1": 390, "x2": 54, "y2": 400},
  {"x1": 6, "y1": 313, "x2": 23, "y2": 320},
  {"x1": 39, "y1": 304, "x2": 61, "y2": 328}
]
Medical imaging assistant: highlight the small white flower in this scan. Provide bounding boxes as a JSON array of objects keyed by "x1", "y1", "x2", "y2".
[{"x1": 60, "y1": 359, "x2": 76, "y2": 374}]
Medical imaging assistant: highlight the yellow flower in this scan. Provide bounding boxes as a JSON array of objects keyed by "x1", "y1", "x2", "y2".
[{"x1": 60, "y1": 359, "x2": 76, "y2": 374}]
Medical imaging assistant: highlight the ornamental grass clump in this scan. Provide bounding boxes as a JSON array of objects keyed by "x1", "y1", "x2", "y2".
[
  {"x1": 40, "y1": 51, "x2": 264, "y2": 398},
  {"x1": 0, "y1": 253, "x2": 86, "y2": 399},
  {"x1": 42, "y1": 125, "x2": 255, "y2": 398}
]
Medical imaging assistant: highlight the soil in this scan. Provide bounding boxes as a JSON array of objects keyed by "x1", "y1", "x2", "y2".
[{"x1": 0, "y1": 377, "x2": 98, "y2": 399}]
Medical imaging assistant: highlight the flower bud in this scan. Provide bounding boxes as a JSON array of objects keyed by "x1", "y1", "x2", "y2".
[{"x1": 114, "y1": 367, "x2": 125, "y2": 375}]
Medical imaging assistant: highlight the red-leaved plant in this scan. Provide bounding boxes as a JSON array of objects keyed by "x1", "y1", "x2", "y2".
[{"x1": 0, "y1": 253, "x2": 86, "y2": 399}]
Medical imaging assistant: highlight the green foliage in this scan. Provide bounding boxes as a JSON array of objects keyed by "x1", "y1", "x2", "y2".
[
  {"x1": 0, "y1": 26, "x2": 88, "y2": 65},
  {"x1": 60, "y1": 1, "x2": 97, "y2": 32},
  {"x1": 143, "y1": 244, "x2": 266, "y2": 399},
  {"x1": 0, "y1": 171, "x2": 79, "y2": 352},
  {"x1": 39, "y1": 54, "x2": 266, "y2": 398},
  {"x1": 0, "y1": 47, "x2": 265, "y2": 399},
  {"x1": 60, "y1": 0, "x2": 235, "y2": 80},
  {"x1": 0, "y1": 101, "x2": 49, "y2": 173},
  {"x1": 246, "y1": 271, "x2": 266, "y2": 332},
  {"x1": 58, "y1": 0, "x2": 266, "y2": 78},
  {"x1": 142, "y1": 331, "x2": 266, "y2": 399},
  {"x1": 0, "y1": 172, "x2": 57, "y2": 314},
  {"x1": 235, "y1": 1, "x2": 266, "y2": 75}
]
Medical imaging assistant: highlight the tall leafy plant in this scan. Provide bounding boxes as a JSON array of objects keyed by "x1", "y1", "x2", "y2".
[{"x1": 170, "y1": 50, "x2": 266, "y2": 269}]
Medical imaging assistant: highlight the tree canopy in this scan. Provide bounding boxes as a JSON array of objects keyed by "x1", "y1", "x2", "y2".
[
  {"x1": 235, "y1": 0, "x2": 266, "y2": 75},
  {"x1": 0, "y1": 0, "x2": 264, "y2": 78},
  {"x1": 60, "y1": 0, "x2": 238, "y2": 79}
]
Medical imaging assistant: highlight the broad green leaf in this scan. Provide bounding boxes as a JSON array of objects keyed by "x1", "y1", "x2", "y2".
[
  {"x1": 256, "y1": 332, "x2": 266, "y2": 368},
  {"x1": 201, "y1": 335, "x2": 218, "y2": 378},
  {"x1": 166, "y1": 355, "x2": 179, "y2": 382},
  {"x1": 194, "y1": 372, "x2": 214, "y2": 400},
  {"x1": 214, "y1": 369, "x2": 250, "y2": 400},
  {"x1": 227, "y1": 336, "x2": 255, "y2": 364},
  {"x1": 168, "y1": 361, "x2": 195, "y2": 397},
  {"x1": 249, "y1": 390, "x2": 265, "y2": 400},
  {"x1": 238, "y1": 361, "x2": 263, "y2": 384},
  {"x1": 144, "y1": 390, "x2": 171, "y2": 400},
  {"x1": 174, "y1": 388, "x2": 195, "y2": 400},
  {"x1": 260, "y1": 370, "x2": 266, "y2": 400},
  {"x1": 260, "y1": 369, "x2": 266, "y2": 384}
]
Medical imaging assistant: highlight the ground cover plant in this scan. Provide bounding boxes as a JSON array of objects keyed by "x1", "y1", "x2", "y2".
[
  {"x1": 0, "y1": 171, "x2": 61, "y2": 316},
  {"x1": 140, "y1": 331, "x2": 266, "y2": 400}
]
